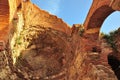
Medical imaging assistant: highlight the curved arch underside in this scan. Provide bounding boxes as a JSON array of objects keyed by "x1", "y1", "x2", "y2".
[
  {"x1": 87, "y1": 6, "x2": 114, "y2": 29},
  {"x1": 84, "y1": 0, "x2": 120, "y2": 36}
]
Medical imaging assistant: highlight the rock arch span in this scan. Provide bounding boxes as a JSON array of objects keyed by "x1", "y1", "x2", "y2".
[{"x1": 84, "y1": 0, "x2": 120, "y2": 37}]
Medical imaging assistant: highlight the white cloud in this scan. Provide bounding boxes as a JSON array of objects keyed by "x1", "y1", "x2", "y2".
[
  {"x1": 31, "y1": 0, "x2": 61, "y2": 15},
  {"x1": 46, "y1": 0, "x2": 61, "y2": 15}
]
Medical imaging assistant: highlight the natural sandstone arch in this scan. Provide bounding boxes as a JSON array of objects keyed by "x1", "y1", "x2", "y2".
[
  {"x1": 0, "y1": 0, "x2": 118, "y2": 80},
  {"x1": 87, "y1": 5, "x2": 114, "y2": 29},
  {"x1": 84, "y1": 0, "x2": 120, "y2": 37},
  {"x1": 85, "y1": 6, "x2": 114, "y2": 35}
]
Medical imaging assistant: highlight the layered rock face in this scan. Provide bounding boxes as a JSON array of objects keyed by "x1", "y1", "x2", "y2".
[
  {"x1": 22, "y1": 1, "x2": 71, "y2": 35},
  {"x1": 0, "y1": 0, "x2": 119, "y2": 80},
  {"x1": 0, "y1": 0, "x2": 9, "y2": 48},
  {"x1": 84, "y1": 0, "x2": 120, "y2": 40},
  {"x1": 13, "y1": 26, "x2": 73, "y2": 79},
  {"x1": 111, "y1": 0, "x2": 120, "y2": 11}
]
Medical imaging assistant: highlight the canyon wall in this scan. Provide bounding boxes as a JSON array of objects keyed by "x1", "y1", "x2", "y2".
[
  {"x1": 22, "y1": 1, "x2": 71, "y2": 35},
  {"x1": 0, "y1": 0, "x2": 120, "y2": 80}
]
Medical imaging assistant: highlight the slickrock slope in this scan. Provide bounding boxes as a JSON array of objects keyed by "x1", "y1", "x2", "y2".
[{"x1": 22, "y1": 1, "x2": 71, "y2": 35}]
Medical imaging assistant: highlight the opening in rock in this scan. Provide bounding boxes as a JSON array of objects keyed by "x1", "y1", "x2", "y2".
[
  {"x1": 100, "y1": 11, "x2": 120, "y2": 34},
  {"x1": 108, "y1": 54, "x2": 120, "y2": 80}
]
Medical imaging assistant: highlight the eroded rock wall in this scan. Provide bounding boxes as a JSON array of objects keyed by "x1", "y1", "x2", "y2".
[
  {"x1": 83, "y1": 0, "x2": 120, "y2": 39},
  {"x1": 0, "y1": 0, "x2": 119, "y2": 80},
  {"x1": 22, "y1": 1, "x2": 71, "y2": 35}
]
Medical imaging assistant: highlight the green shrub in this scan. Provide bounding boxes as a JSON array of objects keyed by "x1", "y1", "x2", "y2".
[
  {"x1": 16, "y1": 36, "x2": 22, "y2": 45},
  {"x1": 79, "y1": 28, "x2": 85, "y2": 36},
  {"x1": 102, "y1": 28, "x2": 120, "y2": 51}
]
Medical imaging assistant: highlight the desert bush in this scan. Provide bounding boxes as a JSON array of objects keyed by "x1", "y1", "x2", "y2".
[{"x1": 102, "y1": 28, "x2": 120, "y2": 51}]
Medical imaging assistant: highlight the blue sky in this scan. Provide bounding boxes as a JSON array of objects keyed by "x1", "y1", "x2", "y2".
[{"x1": 31, "y1": 0, "x2": 120, "y2": 34}]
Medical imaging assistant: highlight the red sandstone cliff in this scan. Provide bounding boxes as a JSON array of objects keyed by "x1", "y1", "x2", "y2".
[
  {"x1": 22, "y1": 1, "x2": 71, "y2": 35},
  {"x1": 0, "y1": 0, "x2": 119, "y2": 80}
]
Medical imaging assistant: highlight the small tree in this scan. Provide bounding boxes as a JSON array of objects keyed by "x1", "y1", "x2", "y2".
[{"x1": 102, "y1": 28, "x2": 120, "y2": 52}]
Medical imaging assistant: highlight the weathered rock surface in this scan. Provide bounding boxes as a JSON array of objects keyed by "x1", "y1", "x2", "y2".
[
  {"x1": 0, "y1": 0, "x2": 119, "y2": 80},
  {"x1": 114, "y1": 28, "x2": 120, "y2": 53},
  {"x1": 22, "y1": 1, "x2": 71, "y2": 35},
  {"x1": 13, "y1": 26, "x2": 73, "y2": 79},
  {"x1": 84, "y1": 0, "x2": 120, "y2": 39},
  {"x1": 111, "y1": 0, "x2": 120, "y2": 11}
]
